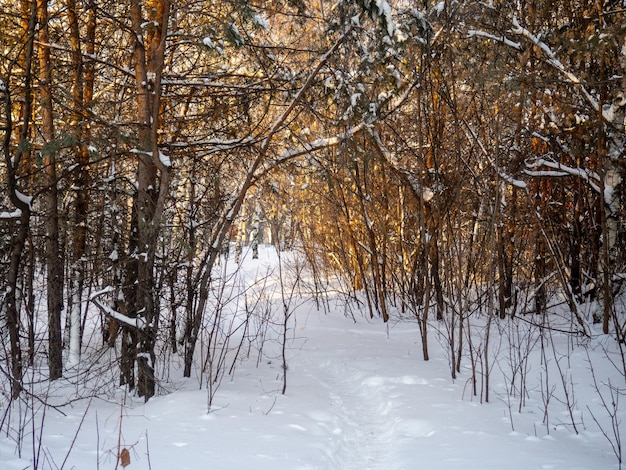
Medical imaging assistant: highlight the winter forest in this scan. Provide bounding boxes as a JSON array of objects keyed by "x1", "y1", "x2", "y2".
[{"x1": 1, "y1": 0, "x2": 625, "y2": 468}]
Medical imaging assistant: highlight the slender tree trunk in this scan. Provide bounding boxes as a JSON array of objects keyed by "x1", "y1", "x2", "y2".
[
  {"x1": 65, "y1": 0, "x2": 94, "y2": 367},
  {"x1": 595, "y1": 32, "x2": 616, "y2": 335},
  {"x1": 569, "y1": 196, "x2": 582, "y2": 300},
  {"x1": 5, "y1": 215, "x2": 28, "y2": 398},
  {"x1": 2, "y1": 0, "x2": 39, "y2": 398},
  {"x1": 534, "y1": 207, "x2": 547, "y2": 316},
  {"x1": 182, "y1": 178, "x2": 198, "y2": 373},
  {"x1": 38, "y1": 0, "x2": 63, "y2": 380},
  {"x1": 431, "y1": 235, "x2": 444, "y2": 321},
  {"x1": 26, "y1": 234, "x2": 35, "y2": 364},
  {"x1": 355, "y1": 163, "x2": 389, "y2": 321},
  {"x1": 421, "y1": 243, "x2": 431, "y2": 362},
  {"x1": 497, "y1": 224, "x2": 510, "y2": 319}
]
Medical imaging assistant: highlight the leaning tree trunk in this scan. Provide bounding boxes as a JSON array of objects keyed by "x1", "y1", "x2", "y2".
[{"x1": 181, "y1": 29, "x2": 353, "y2": 378}]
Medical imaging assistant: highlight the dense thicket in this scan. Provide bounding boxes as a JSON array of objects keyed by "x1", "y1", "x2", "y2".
[{"x1": 0, "y1": 0, "x2": 624, "y2": 403}]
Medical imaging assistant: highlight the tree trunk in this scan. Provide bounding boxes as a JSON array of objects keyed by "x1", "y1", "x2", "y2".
[
  {"x1": 125, "y1": 0, "x2": 171, "y2": 400},
  {"x1": 1, "y1": 0, "x2": 39, "y2": 398},
  {"x1": 65, "y1": 0, "x2": 95, "y2": 367},
  {"x1": 38, "y1": 0, "x2": 63, "y2": 380}
]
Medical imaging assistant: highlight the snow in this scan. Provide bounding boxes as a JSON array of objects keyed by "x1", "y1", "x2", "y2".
[
  {"x1": 376, "y1": 0, "x2": 394, "y2": 38},
  {"x1": 422, "y1": 186, "x2": 435, "y2": 202},
  {"x1": 89, "y1": 286, "x2": 147, "y2": 330},
  {"x1": 227, "y1": 23, "x2": 244, "y2": 47},
  {"x1": 0, "y1": 208, "x2": 22, "y2": 219},
  {"x1": 524, "y1": 157, "x2": 601, "y2": 193},
  {"x1": 159, "y1": 150, "x2": 172, "y2": 168},
  {"x1": 253, "y1": 14, "x2": 269, "y2": 30},
  {"x1": 500, "y1": 172, "x2": 527, "y2": 189},
  {"x1": 1, "y1": 247, "x2": 622, "y2": 469},
  {"x1": 467, "y1": 29, "x2": 522, "y2": 50},
  {"x1": 510, "y1": 17, "x2": 614, "y2": 123},
  {"x1": 15, "y1": 190, "x2": 33, "y2": 209},
  {"x1": 66, "y1": 296, "x2": 81, "y2": 368},
  {"x1": 276, "y1": 124, "x2": 365, "y2": 163}
]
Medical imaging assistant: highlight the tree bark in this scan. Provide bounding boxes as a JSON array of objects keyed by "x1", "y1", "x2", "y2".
[
  {"x1": 38, "y1": 0, "x2": 63, "y2": 380},
  {"x1": 65, "y1": 0, "x2": 94, "y2": 367},
  {"x1": 125, "y1": 0, "x2": 172, "y2": 400},
  {"x1": 1, "y1": 0, "x2": 39, "y2": 398}
]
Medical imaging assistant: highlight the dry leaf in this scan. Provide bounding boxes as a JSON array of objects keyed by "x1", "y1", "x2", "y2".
[{"x1": 120, "y1": 448, "x2": 131, "y2": 468}]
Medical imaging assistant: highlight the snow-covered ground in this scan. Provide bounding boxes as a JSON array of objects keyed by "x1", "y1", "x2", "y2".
[{"x1": 1, "y1": 246, "x2": 623, "y2": 469}]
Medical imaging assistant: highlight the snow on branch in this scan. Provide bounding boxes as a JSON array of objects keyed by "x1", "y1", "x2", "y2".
[
  {"x1": 260, "y1": 37, "x2": 422, "y2": 179},
  {"x1": 90, "y1": 286, "x2": 146, "y2": 330},
  {"x1": 0, "y1": 208, "x2": 22, "y2": 219},
  {"x1": 510, "y1": 17, "x2": 612, "y2": 122},
  {"x1": 158, "y1": 150, "x2": 171, "y2": 168},
  {"x1": 16, "y1": 190, "x2": 33, "y2": 210},
  {"x1": 500, "y1": 172, "x2": 528, "y2": 189},
  {"x1": 524, "y1": 156, "x2": 601, "y2": 193},
  {"x1": 130, "y1": 148, "x2": 151, "y2": 156},
  {"x1": 467, "y1": 30, "x2": 521, "y2": 50},
  {"x1": 167, "y1": 136, "x2": 256, "y2": 153},
  {"x1": 262, "y1": 24, "x2": 356, "y2": 147},
  {"x1": 273, "y1": 124, "x2": 365, "y2": 164},
  {"x1": 370, "y1": 129, "x2": 435, "y2": 201}
]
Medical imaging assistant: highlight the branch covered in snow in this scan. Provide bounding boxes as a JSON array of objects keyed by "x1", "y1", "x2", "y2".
[
  {"x1": 264, "y1": 123, "x2": 366, "y2": 172},
  {"x1": 370, "y1": 129, "x2": 435, "y2": 202},
  {"x1": 0, "y1": 208, "x2": 22, "y2": 219},
  {"x1": 90, "y1": 286, "x2": 146, "y2": 330},
  {"x1": 461, "y1": 119, "x2": 527, "y2": 189},
  {"x1": 510, "y1": 17, "x2": 612, "y2": 122},
  {"x1": 167, "y1": 136, "x2": 256, "y2": 154},
  {"x1": 467, "y1": 29, "x2": 521, "y2": 50},
  {"x1": 524, "y1": 157, "x2": 601, "y2": 193}
]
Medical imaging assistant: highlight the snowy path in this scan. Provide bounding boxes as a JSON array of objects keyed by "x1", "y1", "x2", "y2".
[
  {"x1": 317, "y1": 359, "x2": 394, "y2": 469},
  {"x1": 292, "y1": 318, "x2": 441, "y2": 470}
]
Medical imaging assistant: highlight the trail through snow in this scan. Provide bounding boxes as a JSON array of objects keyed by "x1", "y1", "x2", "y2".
[
  {"x1": 289, "y1": 317, "x2": 444, "y2": 470},
  {"x1": 318, "y1": 359, "x2": 393, "y2": 468}
]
